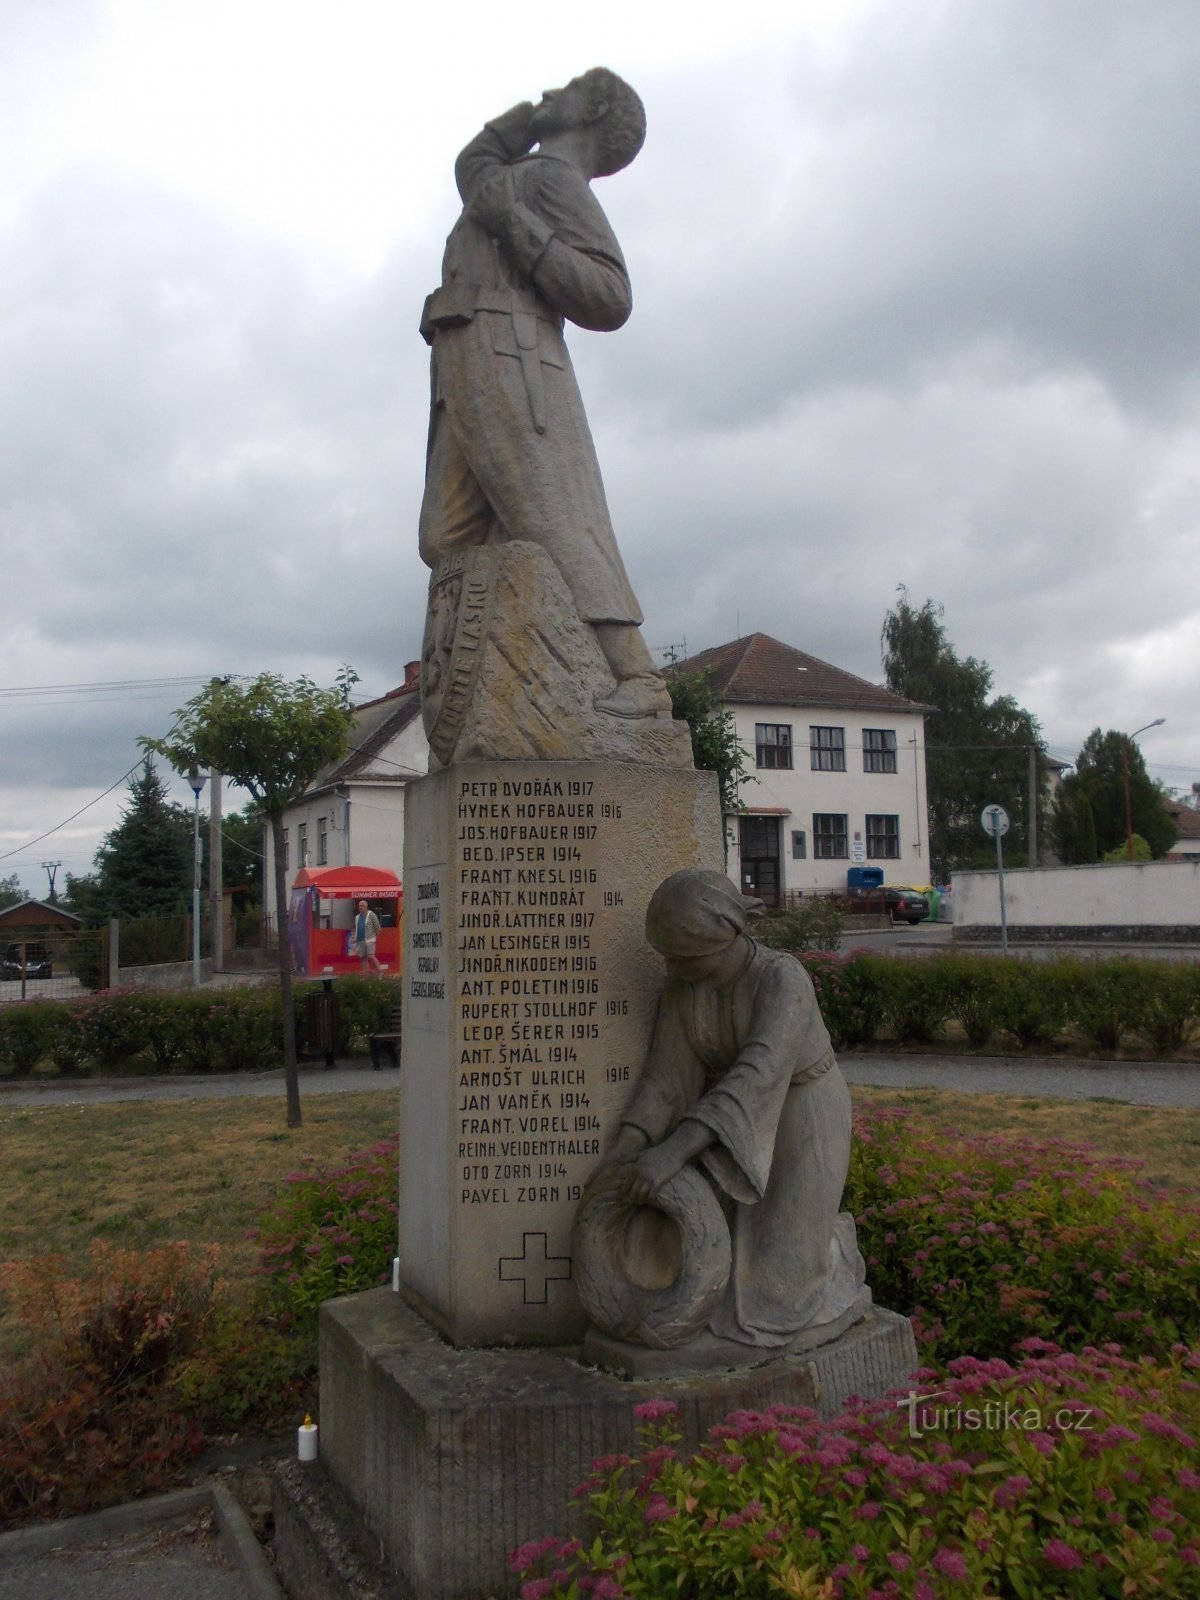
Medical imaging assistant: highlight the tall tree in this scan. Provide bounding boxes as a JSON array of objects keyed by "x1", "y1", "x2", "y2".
[
  {"x1": 0, "y1": 873, "x2": 23, "y2": 910},
  {"x1": 144, "y1": 669, "x2": 356, "y2": 1128},
  {"x1": 1054, "y1": 728, "x2": 1176, "y2": 861},
  {"x1": 91, "y1": 759, "x2": 193, "y2": 920},
  {"x1": 882, "y1": 591, "x2": 1045, "y2": 877}
]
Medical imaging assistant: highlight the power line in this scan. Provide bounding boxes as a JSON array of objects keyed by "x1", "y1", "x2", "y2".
[
  {"x1": 0, "y1": 675, "x2": 211, "y2": 700},
  {"x1": 0, "y1": 758, "x2": 145, "y2": 862}
]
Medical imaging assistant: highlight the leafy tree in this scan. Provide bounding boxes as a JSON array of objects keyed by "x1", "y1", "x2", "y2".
[
  {"x1": 1050, "y1": 782, "x2": 1098, "y2": 866},
  {"x1": 90, "y1": 760, "x2": 193, "y2": 920},
  {"x1": 664, "y1": 662, "x2": 752, "y2": 817},
  {"x1": 0, "y1": 873, "x2": 22, "y2": 910},
  {"x1": 218, "y1": 801, "x2": 265, "y2": 906},
  {"x1": 1103, "y1": 833, "x2": 1152, "y2": 863},
  {"x1": 60, "y1": 871, "x2": 106, "y2": 927},
  {"x1": 144, "y1": 669, "x2": 357, "y2": 1128},
  {"x1": 1055, "y1": 728, "x2": 1175, "y2": 861},
  {"x1": 881, "y1": 591, "x2": 1045, "y2": 877}
]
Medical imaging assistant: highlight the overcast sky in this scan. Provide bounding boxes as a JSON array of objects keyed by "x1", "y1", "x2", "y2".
[{"x1": 3, "y1": 0, "x2": 1197, "y2": 896}]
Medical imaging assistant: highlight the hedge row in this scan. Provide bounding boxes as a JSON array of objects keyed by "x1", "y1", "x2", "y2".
[
  {"x1": 799, "y1": 950, "x2": 1200, "y2": 1055},
  {"x1": 0, "y1": 976, "x2": 400, "y2": 1076}
]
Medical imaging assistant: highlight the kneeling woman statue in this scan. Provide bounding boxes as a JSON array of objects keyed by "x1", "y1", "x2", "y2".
[{"x1": 576, "y1": 868, "x2": 870, "y2": 1361}]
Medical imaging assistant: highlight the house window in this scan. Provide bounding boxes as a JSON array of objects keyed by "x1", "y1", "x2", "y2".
[
  {"x1": 755, "y1": 724, "x2": 793, "y2": 769},
  {"x1": 863, "y1": 729, "x2": 898, "y2": 773},
  {"x1": 297, "y1": 823, "x2": 308, "y2": 866},
  {"x1": 866, "y1": 814, "x2": 901, "y2": 859},
  {"x1": 813, "y1": 813, "x2": 849, "y2": 858},
  {"x1": 283, "y1": 829, "x2": 290, "y2": 872},
  {"x1": 317, "y1": 817, "x2": 328, "y2": 865},
  {"x1": 791, "y1": 829, "x2": 807, "y2": 860},
  {"x1": 810, "y1": 726, "x2": 846, "y2": 771}
]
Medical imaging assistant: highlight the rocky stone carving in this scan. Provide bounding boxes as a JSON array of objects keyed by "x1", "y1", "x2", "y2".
[
  {"x1": 421, "y1": 543, "x2": 692, "y2": 767},
  {"x1": 418, "y1": 70, "x2": 679, "y2": 753},
  {"x1": 575, "y1": 869, "x2": 871, "y2": 1370}
]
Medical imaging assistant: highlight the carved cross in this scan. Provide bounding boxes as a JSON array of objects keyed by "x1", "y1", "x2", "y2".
[{"x1": 498, "y1": 1232, "x2": 572, "y2": 1304}]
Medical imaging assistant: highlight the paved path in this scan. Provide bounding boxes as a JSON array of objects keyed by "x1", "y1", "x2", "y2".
[
  {"x1": 1, "y1": 1054, "x2": 1195, "y2": 1109},
  {"x1": 843, "y1": 1053, "x2": 1199, "y2": 1108},
  {"x1": 0, "y1": 1061, "x2": 398, "y2": 1108}
]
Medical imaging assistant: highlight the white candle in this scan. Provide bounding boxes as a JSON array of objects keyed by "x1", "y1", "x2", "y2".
[{"x1": 298, "y1": 1415, "x2": 318, "y2": 1462}]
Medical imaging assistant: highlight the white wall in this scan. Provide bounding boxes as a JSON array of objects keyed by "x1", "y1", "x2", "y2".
[
  {"x1": 725, "y1": 703, "x2": 930, "y2": 895},
  {"x1": 954, "y1": 860, "x2": 1200, "y2": 932}
]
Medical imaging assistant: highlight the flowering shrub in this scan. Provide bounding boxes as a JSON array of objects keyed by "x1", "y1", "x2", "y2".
[
  {"x1": 513, "y1": 1343, "x2": 1200, "y2": 1598},
  {"x1": 849, "y1": 1108, "x2": 1200, "y2": 1365},
  {"x1": 254, "y1": 1135, "x2": 400, "y2": 1331},
  {"x1": 73, "y1": 989, "x2": 153, "y2": 1069},
  {"x1": 0, "y1": 1241, "x2": 220, "y2": 1521},
  {"x1": 0, "y1": 1239, "x2": 313, "y2": 1521},
  {"x1": 801, "y1": 952, "x2": 890, "y2": 1049}
]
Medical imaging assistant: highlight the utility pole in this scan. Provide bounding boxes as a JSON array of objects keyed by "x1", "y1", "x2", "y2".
[
  {"x1": 208, "y1": 770, "x2": 224, "y2": 970},
  {"x1": 1027, "y1": 746, "x2": 1038, "y2": 868},
  {"x1": 41, "y1": 860, "x2": 61, "y2": 903}
]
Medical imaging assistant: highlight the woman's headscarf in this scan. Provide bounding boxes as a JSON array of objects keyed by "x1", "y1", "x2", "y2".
[{"x1": 644, "y1": 869, "x2": 764, "y2": 959}]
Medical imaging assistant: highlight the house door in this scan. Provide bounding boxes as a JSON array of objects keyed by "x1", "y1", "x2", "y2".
[{"x1": 739, "y1": 815, "x2": 781, "y2": 907}]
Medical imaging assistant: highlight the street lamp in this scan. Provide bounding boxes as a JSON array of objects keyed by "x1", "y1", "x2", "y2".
[
  {"x1": 188, "y1": 767, "x2": 209, "y2": 986},
  {"x1": 1123, "y1": 719, "x2": 1165, "y2": 861}
]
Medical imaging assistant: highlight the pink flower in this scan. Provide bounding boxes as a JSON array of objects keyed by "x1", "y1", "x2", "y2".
[
  {"x1": 633, "y1": 1399, "x2": 678, "y2": 1421},
  {"x1": 932, "y1": 1548, "x2": 970, "y2": 1582},
  {"x1": 1042, "y1": 1539, "x2": 1084, "y2": 1571},
  {"x1": 593, "y1": 1578, "x2": 624, "y2": 1599}
]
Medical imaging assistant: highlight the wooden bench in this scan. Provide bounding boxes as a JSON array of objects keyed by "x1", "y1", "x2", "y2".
[{"x1": 369, "y1": 1005, "x2": 402, "y2": 1070}]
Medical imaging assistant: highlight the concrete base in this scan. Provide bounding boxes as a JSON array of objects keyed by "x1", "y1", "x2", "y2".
[{"x1": 314, "y1": 1286, "x2": 918, "y2": 1600}]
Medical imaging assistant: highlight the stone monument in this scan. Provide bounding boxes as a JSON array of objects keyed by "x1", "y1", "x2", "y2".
[{"x1": 299, "y1": 70, "x2": 916, "y2": 1600}]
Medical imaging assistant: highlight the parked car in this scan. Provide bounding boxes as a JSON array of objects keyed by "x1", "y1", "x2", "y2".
[
  {"x1": 885, "y1": 888, "x2": 930, "y2": 925},
  {"x1": 1, "y1": 941, "x2": 53, "y2": 979}
]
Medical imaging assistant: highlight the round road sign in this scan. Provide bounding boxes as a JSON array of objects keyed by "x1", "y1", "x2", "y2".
[{"x1": 980, "y1": 804, "x2": 1010, "y2": 838}]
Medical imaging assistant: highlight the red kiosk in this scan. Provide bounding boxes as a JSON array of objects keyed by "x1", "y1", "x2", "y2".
[{"x1": 287, "y1": 865, "x2": 403, "y2": 977}]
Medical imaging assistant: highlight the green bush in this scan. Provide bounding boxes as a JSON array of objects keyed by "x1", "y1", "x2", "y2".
[
  {"x1": 800, "y1": 952, "x2": 889, "y2": 1049},
  {"x1": 876, "y1": 957, "x2": 955, "y2": 1045},
  {"x1": 43, "y1": 1005, "x2": 90, "y2": 1075},
  {"x1": 849, "y1": 1107, "x2": 1199, "y2": 1365},
  {"x1": 937, "y1": 953, "x2": 1004, "y2": 1048},
  {"x1": 254, "y1": 1135, "x2": 400, "y2": 1332},
  {"x1": 1124, "y1": 962, "x2": 1200, "y2": 1055},
  {"x1": 993, "y1": 959, "x2": 1071, "y2": 1050},
  {"x1": 754, "y1": 900, "x2": 843, "y2": 954},
  {"x1": 74, "y1": 990, "x2": 152, "y2": 1070},
  {"x1": 0, "y1": 1003, "x2": 59, "y2": 1075},
  {"x1": 1059, "y1": 957, "x2": 1145, "y2": 1053},
  {"x1": 513, "y1": 1346, "x2": 1200, "y2": 1599}
]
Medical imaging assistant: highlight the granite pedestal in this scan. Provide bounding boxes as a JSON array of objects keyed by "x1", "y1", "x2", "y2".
[{"x1": 314, "y1": 1286, "x2": 918, "y2": 1600}]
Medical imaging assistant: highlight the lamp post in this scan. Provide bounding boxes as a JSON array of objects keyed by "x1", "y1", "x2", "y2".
[
  {"x1": 1122, "y1": 719, "x2": 1165, "y2": 861},
  {"x1": 188, "y1": 767, "x2": 209, "y2": 986}
]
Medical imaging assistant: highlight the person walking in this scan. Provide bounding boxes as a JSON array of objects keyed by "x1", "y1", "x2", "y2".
[{"x1": 353, "y1": 899, "x2": 383, "y2": 972}]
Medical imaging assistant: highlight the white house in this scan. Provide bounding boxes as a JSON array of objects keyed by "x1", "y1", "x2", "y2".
[
  {"x1": 672, "y1": 634, "x2": 934, "y2": 903},
  {"x1": 264, "y1": 664, "x2": 427, "y2": 891}
]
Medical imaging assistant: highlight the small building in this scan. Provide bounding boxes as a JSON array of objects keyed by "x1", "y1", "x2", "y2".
[
  {"x1": 670, "y1": 633, "x2": 934, "y2": 904},
  {"x1": 1164, "y1": 798, "x2": 1200, "y2": 862},
  {"x1": 265, "y1": 664, "x2": 426, "y2": 891},
  {"x1": 0, "y1": 899, "x2": 83, "y2": 935}
]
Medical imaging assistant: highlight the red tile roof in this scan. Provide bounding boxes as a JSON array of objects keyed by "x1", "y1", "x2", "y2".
[{"x1": 670, "y1": 634, "x2": 934, "y2": 716}]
